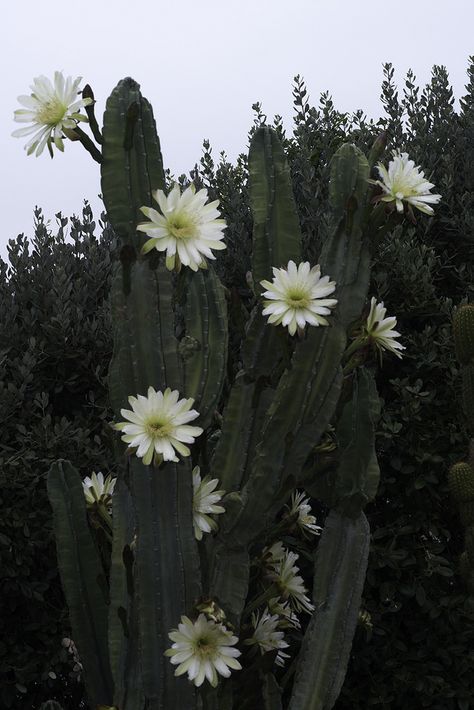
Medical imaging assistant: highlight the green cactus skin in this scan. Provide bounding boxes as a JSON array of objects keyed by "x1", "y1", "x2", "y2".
[
  {"x1": 322, "y1": 144, "x2": 371, "y2": 329},
  {"x1": 101, "y1": 78, "x2": 165, "y2": 251},
  {"x1": 183, "y1": 267, "x2": 228, "y2": 430},
  {"x1": 466, "y1": 527, "x2": 474, "y2": 567},
  {"x1": 459, "y1": 550, "x2": 471, "y2": 580},
  {"x1": 47, "y1": 461, "x2": 114, "y2": 708},
  {"x1": 249, "y1": 126, "x2": 302, "y2": 290},
  {"x1": 460, "y1": 501, "x2": 474, "y2": 527},
  {"x1": 288, "y1": 512, "x2": 370, "y2": 710},
  {"x1": 461, "y1": 362, "x2": 474, "y2": 433},
  {"x1": 306, "y1": 368, "x2": 380, "y2": 514},
  {"x1": 453, "y1": 304, "x2": 474, "y2": 366},
  {"x1": 262, "y1": 673, "x2": 284, "y2": 709},
  {"x1": 107, "y1": 477, "x2": 143, "y2": 710},
  {"x1": 447, "y1": 462, "x2": 474, "y2": 503}
]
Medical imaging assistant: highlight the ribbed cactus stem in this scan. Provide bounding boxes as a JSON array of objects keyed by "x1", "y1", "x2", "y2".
[
  {"x1": 465, "y1": 527, "x2": 474, "y2": 566},
  {"x1": 461, "y1": 363, "x2": 474, "y2": 433},
  {"x1": 453, "y1": 304, "x2": 474, "y2": 365},
  {"x1": 447, "y1": 462, "x2": 474, "y2": 503}
]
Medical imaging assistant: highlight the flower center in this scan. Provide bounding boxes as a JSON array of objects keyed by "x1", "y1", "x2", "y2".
[
  {"x1": 167, "y1": 212, "x2": 196, "y2": 239},
  {"x1": 286, "y1": 288, "x2": 309, "y2": 309},
  {"x1": 36, "y1": 98, "x2": 68, "y2": 126},
  {"x1": 195, "y1": 636, "x2": 216, "y2": 658},
  {"x1": 145, "y1": 417, "x2": 173, "y2": 438}
]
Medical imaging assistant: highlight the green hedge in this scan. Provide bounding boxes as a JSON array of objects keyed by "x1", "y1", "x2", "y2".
[{"x1": 0, "y1": 205, "x2": 116, "y2": 709}]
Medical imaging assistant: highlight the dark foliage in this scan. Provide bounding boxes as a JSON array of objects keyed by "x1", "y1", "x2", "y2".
[{"x1": 0, "y1": 205, "x2": 116, "y2": 709}]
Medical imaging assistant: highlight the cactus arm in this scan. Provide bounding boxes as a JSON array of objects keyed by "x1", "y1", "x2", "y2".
[
  {"x1": 209, "y1": 126, "x2": 299, "y2": 493},
  {"x1": 210, "y1": 310, "x2": 281, "y2": 494},
  {"x1": 101, "y1": 78, "x2": 165, "y2": 249},
  {"x1": 47, "y1": 461, "x2": 114, "y2": 707},
  {"x1": 131, "y1": 458, "x2": 198, "y2": 707},
  {"x1": 288, "y1": 511, "x2": 370, "y2": 710},
  {"x1": 249, "y1": 126, "x2": 302, "y2": 289},
  {"x1": 308, "y1": 367, "x2": 380, "y2": 511},
  {"x1": 262, "y1": 673, "x2": 283, "y2": 709},
  {"x1": 234, "y1": 325, "x2": 346, "y2": 540},
  {"x1": 107, "y1": 476, "x2": 144, "y2": 710},
  {"x1": 210, "y1": 381, "x2": 258, "y2": 492},
  {"x1": 108, "y1": 260, "x2": 181, "y2": 412},
  {"x1": 333, "y1": 368, "x2": 380, "y2": 509},
  {"x1": 102, "y1": 79, "x2": 199, "y2": 708},
  {"x1": 183, "y1": 267, "x2": 228, "y2": 430},
  {"x1": 321, "y1": 144, "x2": 371, "y2": 329}
]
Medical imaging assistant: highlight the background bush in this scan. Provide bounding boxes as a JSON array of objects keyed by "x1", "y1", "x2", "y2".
[
  {"x1": 3, "y1": 58, "x2": 474, "y2": 708},
  {"x1": 0, "y1": 206, "x2": 116, "y2": 709}
]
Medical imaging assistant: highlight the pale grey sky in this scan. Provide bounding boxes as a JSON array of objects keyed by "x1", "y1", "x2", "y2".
[{"x1": 2, "y1": 0, "x2": 474, "y2": 259}]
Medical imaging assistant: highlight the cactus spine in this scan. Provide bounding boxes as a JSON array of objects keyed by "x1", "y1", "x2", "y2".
[{"x1": 47, "y1": 78, "x2": 385, "y2": 709}]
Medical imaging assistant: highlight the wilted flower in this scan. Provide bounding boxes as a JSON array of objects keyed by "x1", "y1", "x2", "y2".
[
  {"x1": 245, "y1": 609, "x2": 290, "y2": 667},
  {"x1": 365, "y1": 297, "x2": 405, "y2": 359},
  {"x1": 267, "y1": 544, "x2": 314, "y2": 614},
  {"x1": 13, "y1": 71, "x2": 91, "y2": 157},
  {"x1": 165, "y1": 614, "x2": 241, "y2": 687},
  {"x1": 260, "y1": 260, "x2": 337, "y2": 336},
  {"x1": 192, "y1": 467, "x2": 225, "y2": 540},
  {"x1": 82, "y1": 472, "x2": 116, "y2": 508},
  {"x1": 137, "y1": 184, "x2": 226, "y2": 271},
  {"x1": 372, "y1": 152, "x2": 441, "y2": 215},
  {"x1": 115, "y1": 386, "x2": 203, "y2": 465},
  {"x1": 286, "y1": 491, "x2": 322, "y2": 537}
]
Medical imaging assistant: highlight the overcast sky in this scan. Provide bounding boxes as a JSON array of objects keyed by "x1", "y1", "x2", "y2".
[{"x1": 2, "y1": 0, "x2": 474, "y2": 260}]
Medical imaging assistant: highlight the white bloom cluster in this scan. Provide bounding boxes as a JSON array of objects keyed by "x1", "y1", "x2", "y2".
[{"x1": 266, "y1": 542, "x2": 314, "y2": 614}]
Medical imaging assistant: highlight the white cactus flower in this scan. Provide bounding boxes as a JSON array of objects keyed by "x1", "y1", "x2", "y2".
[
  {"x1": 245, "y1": 609, "x2": 290, "y2": 667},
  {"x1": 373, "y1": 152, "x2": 441, "y2": 215},
  {"x1": 137, "y1": 184, "x2": 226, "y2": 271},
  {"x1": 165, "y1": 614, "x2": 241, "y2": 687},
  {"x1": 286, "y1": 491, "x2": 322, "y2": 536},
  {"x1": 192, "y1": 467, "x2": 225, "y2": 541},
  {"x1": 12, "y1": 71, "x2": 91, "y2": 157},
  {"x1": 260, "y1": 260, "x2": 337, "y2": 336},
  {"x1": 82, "y1": 471, "x2": 116, "y2": 508},
  {"x1": 365, "y1": 297, "x2": 405, "y2": 359},
  {"x1": 114, "y1": 386, "x2": 203, "y2": 465},
  {"x1": 267, "y1": 545, "x2": 314, "y2": 614}
]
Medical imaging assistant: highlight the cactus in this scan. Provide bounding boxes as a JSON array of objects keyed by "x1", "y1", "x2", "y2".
[
  {"x1": 448, "y1": 462, "x2": 474, "y2": 502},
  {"x1": 449, "y1": 305, "x2": 474, "y2": 596},
  {"x1": 46, "y1": 77, "x2": 389, "y2": 709},
  {"x1": 453, "y1": 304, "x2": 474, "y2": 365}
]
